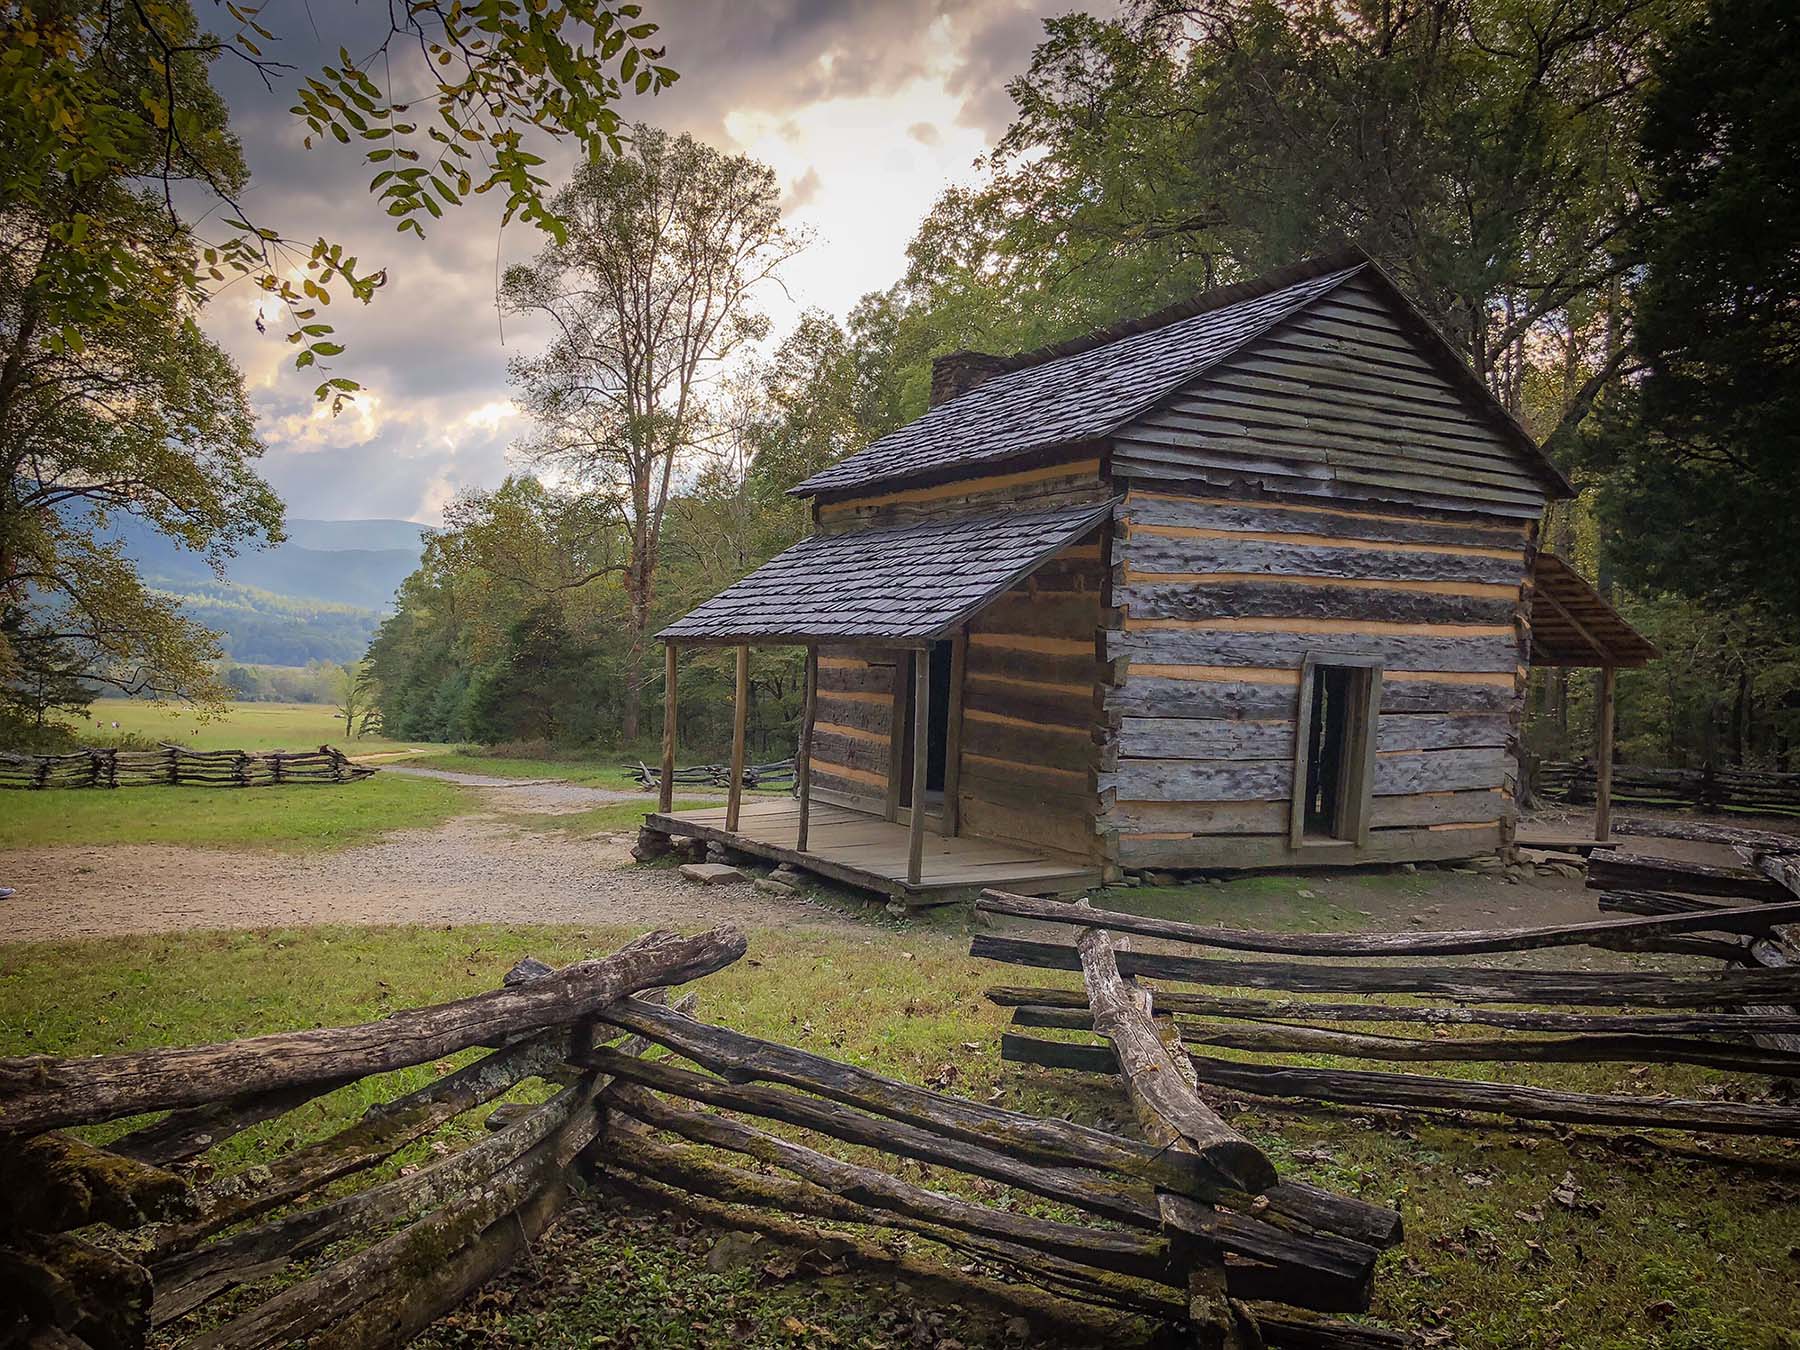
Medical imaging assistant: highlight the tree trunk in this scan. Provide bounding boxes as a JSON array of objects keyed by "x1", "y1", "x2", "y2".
[
  {"x1": 1731, "y1": 666, "x2": 1749, "y2": 767},
  {"x1": 622, "y1": 551, "x2": 653, "y2": 744}
]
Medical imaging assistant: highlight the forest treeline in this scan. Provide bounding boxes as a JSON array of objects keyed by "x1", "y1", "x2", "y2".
[{"x1": 364, "y1": 0, "x2": 1800, "y2": 772}]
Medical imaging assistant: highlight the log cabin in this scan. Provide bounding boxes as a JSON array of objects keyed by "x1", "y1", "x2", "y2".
[{"x1": 644, "y1": 246, "x2": 1656, "y2": 905}]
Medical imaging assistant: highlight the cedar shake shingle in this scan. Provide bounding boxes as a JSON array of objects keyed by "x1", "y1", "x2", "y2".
[
  {"x1": 790, "y1": 265, "x2": 1362, "y2": 498},
  {"x1": 657, "y1": 500, "x2": 1113, "y2": 644}
]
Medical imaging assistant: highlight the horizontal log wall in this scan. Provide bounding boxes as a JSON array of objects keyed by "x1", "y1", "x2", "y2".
[
  {"x1": 812, "y1": 453, "x2": 1109, "y2": 534},
  {"x1": 1100, "y1": 486, "x2": 1533, "y2": 871},
  {"x1": 958, "y1": 536, "x2": 1106, "y2": 861},
  {"x1": 1110, "y1": 272, "x2": 1551, "y2": 520},
  {"x1": 809, "y1": 645, "x2": 901, "y2": 811}
]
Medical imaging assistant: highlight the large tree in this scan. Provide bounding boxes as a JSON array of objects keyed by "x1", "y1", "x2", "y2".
[
  {"x1": 1585, "y1": 0, "x2": 1800, "y2": 623},
  {"x1": 1, "y1": 3, "x2": 279, "y2": 715},
  {"x1": 502, "y1": 126, "x2": 801, "y2": 740},
  {"x1": 890, "y1": 0, "x2": 1682, "y2": 449},
  {"x1": 365, "y1": 475, "x2": 630, "y2": 743},
  {"x1": 0, "y1": 1, "x2": 677, "y2": 727}
]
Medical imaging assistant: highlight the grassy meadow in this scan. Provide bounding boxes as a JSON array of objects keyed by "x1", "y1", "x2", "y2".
[
  {"x1": 82, "y1": 697, "x2": 429, "y2": 756},
  {"x1": 6, "y1": 909, "x2": 1800, "y2": 1349},
  {"x1": 408, "y1": 749, "x2": 650, "y2": 790},
  {"x1": 0, "y1": 772, "x2": 471, "y2": 851}
]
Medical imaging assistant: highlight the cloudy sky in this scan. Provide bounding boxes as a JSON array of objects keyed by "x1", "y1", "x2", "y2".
[{"x1": 202, "y1": 1, "x2": 1084, "y2": 526}]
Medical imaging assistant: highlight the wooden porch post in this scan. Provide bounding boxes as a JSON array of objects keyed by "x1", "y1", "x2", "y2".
[
  {"x1": 907, "y1": 650, "x2": 930, "y2": 886},
  {"x1": 726, "y1": 644, "x2": 749, "y2": 833},
  {"x1": 941, "y1": 633, "x2": 966, "y2": 837},
  {"x1": 796, "y1": 646, "x2": 817, "y2": 853},
  {"x1": 883, "y1": 653, "x2": 907, "y2": 824},
  {"x1": 659, "y1": 643, "x2": 678, "y2": 814},
  {"x1": 1596, "y1": 664, "x2": 1617, "y2": 843}
]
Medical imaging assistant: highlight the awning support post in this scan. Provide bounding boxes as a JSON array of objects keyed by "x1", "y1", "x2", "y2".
[
  {"x1": 907, "y1": 651, "x2": 930, "y2": 886},
  {"x1": 727, "y1": 644, "x2": 749, "y2": 834},
  {"x1": 796, "y1": 646, "x2": 817, "y2": 854},
  {"x1": 941, "y1": 633, "x2": 965, "y2": 838},
  {"x1": 1596, "y1": 664, "x2": 1617, "y2": 843},
  {"x1": 659, "y1": 643, "x2": 678, "y2": 814}
]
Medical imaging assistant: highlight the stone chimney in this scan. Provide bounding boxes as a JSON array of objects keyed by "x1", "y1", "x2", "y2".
[{"x1": 929, "y1": 350, "x2": 1008, "y2": 408}]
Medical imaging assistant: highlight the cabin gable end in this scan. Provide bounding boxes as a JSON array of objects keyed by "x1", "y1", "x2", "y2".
[{"x1": 1109, "y1": 271, "x2": 1559, "y2": 519}]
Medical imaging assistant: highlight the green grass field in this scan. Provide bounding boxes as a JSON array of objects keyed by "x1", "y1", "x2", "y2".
[
  {"x1": 0, "y1": 773, "x2": 469, "y2": 851},
  {"x1": 82, "y1": 697, "x2": 432, "y2": 756},
  {"x1": 409, "y1": 750, "x2": 649, "y2": 790}
]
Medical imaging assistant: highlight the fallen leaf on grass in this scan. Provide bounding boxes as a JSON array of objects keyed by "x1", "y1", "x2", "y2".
[{"x1": 1550, "y1": 1170, "x2": 1602, "y2": 1215}]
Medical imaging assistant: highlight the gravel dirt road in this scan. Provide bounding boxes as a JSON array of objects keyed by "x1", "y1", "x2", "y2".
[{"x1": 1, "y1": 770, "x2": 850, "y2": 943}]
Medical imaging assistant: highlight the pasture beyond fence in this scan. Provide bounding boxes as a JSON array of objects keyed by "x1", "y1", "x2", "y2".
[
  {"x1": 1537, "y1": 756, "x2": 1800, "y2": 818},
  {"x1": 0, "y1": 926, "x2": 1407, "y2": 1350},
  {"x1": 0, "y1": 744, "x2": 375, "y2": 790}
]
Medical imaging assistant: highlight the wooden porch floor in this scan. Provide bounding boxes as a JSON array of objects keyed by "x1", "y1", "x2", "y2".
[{"x1": 645, "y1": 798, "x2": 1101, "y2": 904}]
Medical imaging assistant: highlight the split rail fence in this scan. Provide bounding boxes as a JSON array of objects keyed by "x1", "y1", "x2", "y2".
[
  {"x1": 0, "y1": 925, "x2": 1407, "y2": 1350},
  {"x1": 976, "y1": 870, "x2": 1800, "y2": 1140},
  {"x1": 0, "y1": 744, "x2": 375, "y2": 790},
  {"x1": 626, "y1": 756, "x2": 796, "y2": 792},
  {"x1": 1537, "y1": 757, "x2": 1800, "y2": 819}
]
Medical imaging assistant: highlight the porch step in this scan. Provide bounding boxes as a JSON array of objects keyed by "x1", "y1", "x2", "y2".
[{"x1": 679, "y1": 862, "x2": 745, "y2": 886}]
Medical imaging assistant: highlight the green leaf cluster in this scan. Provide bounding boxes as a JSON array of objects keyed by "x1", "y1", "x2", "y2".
[{"x1": 3, "y1": 0, "x2": 678, "y2": 736}]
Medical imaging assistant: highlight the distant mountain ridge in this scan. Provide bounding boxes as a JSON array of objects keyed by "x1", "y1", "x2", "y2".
[
  {"x1": 101, "y1": 515, "x2": 432, "y2": 666},
  {"x1": 280, "y1": 518, "x2": 434, "y2": 554}
]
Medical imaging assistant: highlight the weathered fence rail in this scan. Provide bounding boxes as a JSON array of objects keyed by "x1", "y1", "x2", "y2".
[
  {"x1": 1537, "y1": 757, "x2": 1800, "y2": 817},
  {"x1": 976, "y1": 859, "x2": 1800, "y2": 1140},
  {"x1": 0, "y1": 925, "x2": 1405, "y2": 1350},
  {"x1": 0, "y1": 743, "x2": 375, "y2": 790},
  {"x1": 625, "y1": 755, "x2": 795, "y2": 792}
]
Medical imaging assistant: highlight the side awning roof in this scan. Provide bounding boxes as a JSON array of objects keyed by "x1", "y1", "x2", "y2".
[
  {"x1": 658, "y1": 499, "x2": 1114, "y2": 645},
  {"x1": 1530, "y1": 553, "x2": 1659, "y2": 667}
]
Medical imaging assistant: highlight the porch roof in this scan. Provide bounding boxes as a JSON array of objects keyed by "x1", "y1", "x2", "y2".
[
  {"x1": 1530, "y1": 553, "x2": 1659, "y2": 667},
  {"x1": 657, "y1": 499, "x2": 1114, "y2": 645}
]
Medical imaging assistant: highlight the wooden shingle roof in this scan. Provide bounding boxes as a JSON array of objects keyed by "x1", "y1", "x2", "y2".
[
  {"x1": 1530, "y1": 553, "x2": 1659, "y2": 667},
  {"x1": 792, "y1": 263, "x2": 1361, "y2": 500},
  {"x1": 791, "y1": 246, "x2": 1574, "y2": 503},
  {"x1": 657, "y1": 500, "x2": 1113, "y2": 645}
]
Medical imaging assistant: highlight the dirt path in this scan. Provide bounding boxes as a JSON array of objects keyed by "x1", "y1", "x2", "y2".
[
  {"x1": 2, "y1": 778, "x2": 848, "y2": 943},
  {"x1": 380, "y1": 763, "x2": 721, "y2": 813},
  {"x1": 9, "y1": 778, "x2": 1781, "y2": 946}
]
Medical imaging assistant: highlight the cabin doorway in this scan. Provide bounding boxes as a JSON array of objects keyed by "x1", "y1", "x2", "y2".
[
  {"x1": 898, "y1": 641, "x2": 954, "y2": 813},
  {"x1": 1290, "y1": 655, "x2": 1383, "y2": 848}
]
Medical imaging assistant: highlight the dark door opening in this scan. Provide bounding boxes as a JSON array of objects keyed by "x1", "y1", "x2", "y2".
[
  {"x1": 1302, "y1": 666, "x2": 1357, "y2": 838},
  {"x1": 899, "y1": 642, "x2": 954, "y2": 808},
  {"x1": 1291, "y1": 656, "x2": 1381, "y2": 847}
]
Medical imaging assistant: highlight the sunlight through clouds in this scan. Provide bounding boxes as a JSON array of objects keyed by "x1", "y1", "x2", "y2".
[
  {"x1": 198, "y1": 1, "x2": 1077, "y2": 525},
  {"x1": 722, "y1": 77, "x2": 991, "y2": 325}
]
